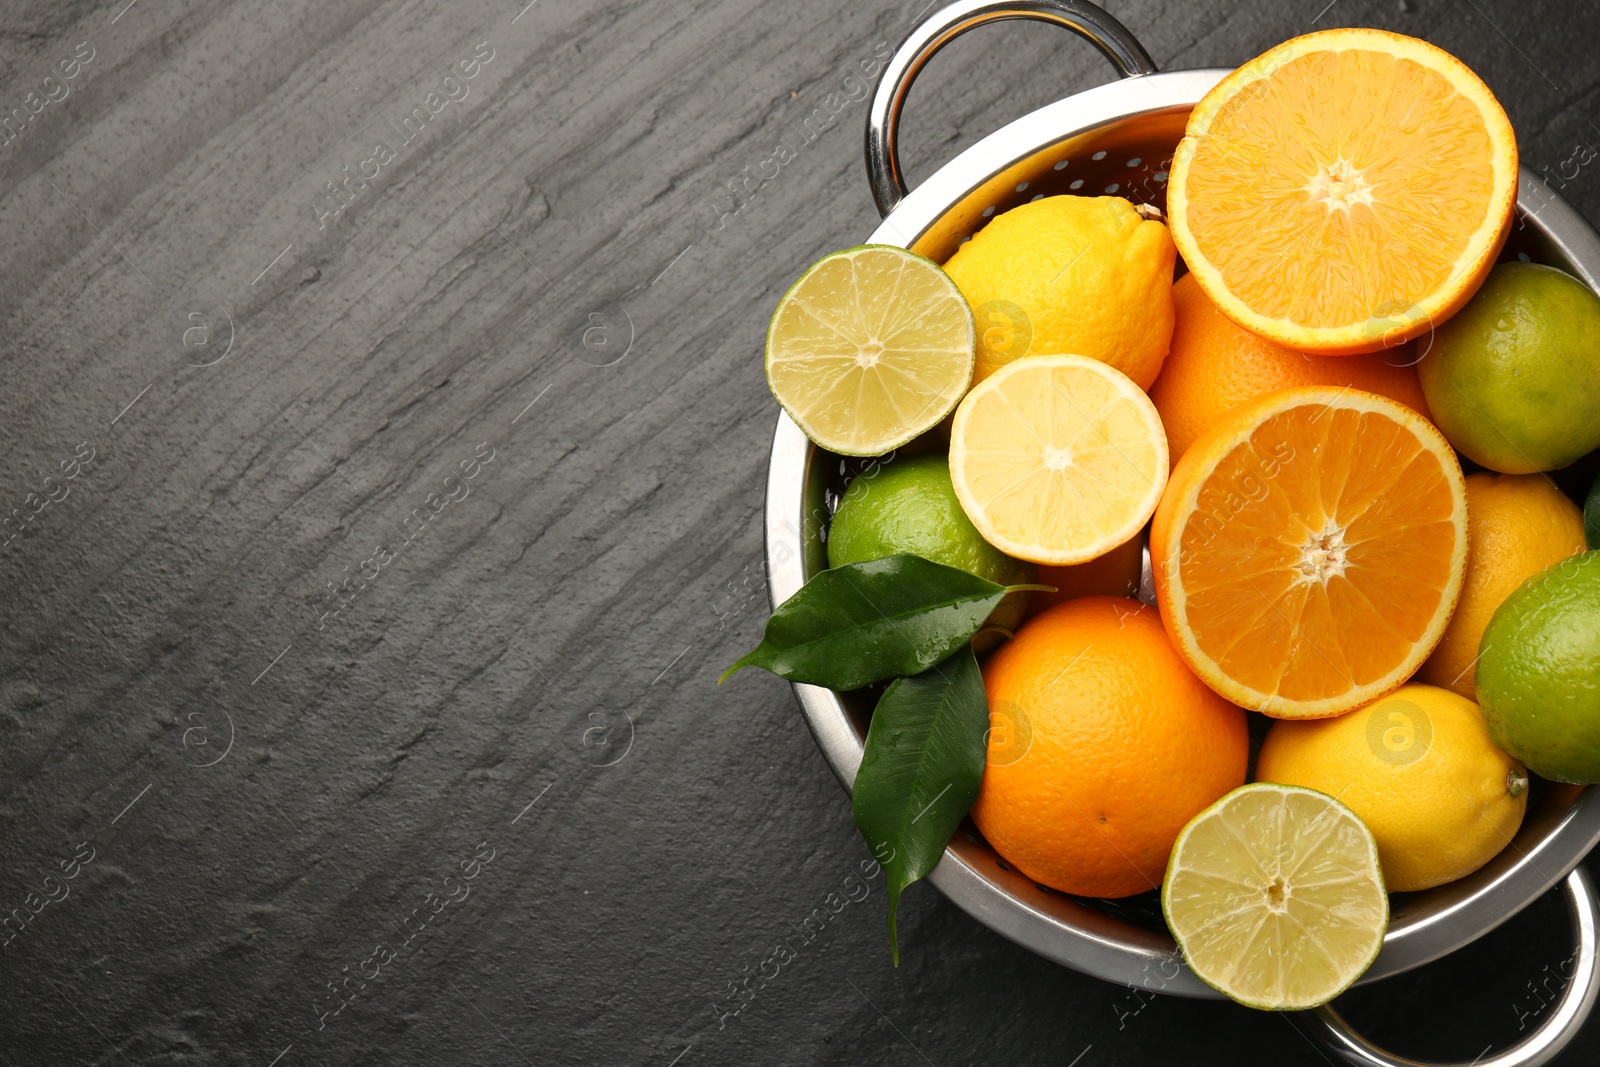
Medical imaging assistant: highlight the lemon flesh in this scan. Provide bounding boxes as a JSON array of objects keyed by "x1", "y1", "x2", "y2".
[
  {"x1": 765, "y1": 245, "x2": 974, "y2": 457},
  {"x1": 1162, "y1": 783, "x2": 1388, "y2": 1010},
  {"x1": 949, "y1": 354, "x2": 1168, "y2": 565}
]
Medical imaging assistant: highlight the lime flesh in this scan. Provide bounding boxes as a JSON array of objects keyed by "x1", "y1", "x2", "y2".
[
  {"x1": 1162, "y1": 783, "x2": 1388, "y2": 1010},
  {"x1": 766, "y1": 246, "x2": 975, "y2": 457}
]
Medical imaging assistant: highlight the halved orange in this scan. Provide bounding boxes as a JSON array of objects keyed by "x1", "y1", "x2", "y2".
[
  {"x1": 1168, "y1": 29, "x2": 1518, "y2": 355},
  {"x1": 1151, "y1": 387, "x2": 1467, "y2": 718}
]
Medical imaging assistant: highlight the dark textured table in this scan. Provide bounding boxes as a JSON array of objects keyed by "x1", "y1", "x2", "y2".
[{"x1": 3, "y1": 0, "x2": 1600, "y2": 1063}]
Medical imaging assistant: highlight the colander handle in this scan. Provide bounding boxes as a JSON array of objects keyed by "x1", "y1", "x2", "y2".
[
  {"x1": 865, "y1": 0, "x2": 1157, "y2": 217},
  {"x1": 1297, "y1": 866, "x2": 1600, "y2": 1067}
]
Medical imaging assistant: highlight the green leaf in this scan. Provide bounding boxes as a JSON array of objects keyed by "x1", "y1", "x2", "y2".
[
  {"x1": 1586, "y1": 468, "x2": 1600, "y2": 551},
  {"x1": 852, "y1": 645, "x2": 989, "y2": 965},
  {"x1": 719, "y1": 554, "x2": 1019, "y2": 690}
]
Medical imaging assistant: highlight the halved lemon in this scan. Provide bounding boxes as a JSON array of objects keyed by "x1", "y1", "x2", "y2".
[
  {"x1": 1151, "y1": 386, "x2": 1468, "y2": 719},
  {"x1": 1163, "y1": 783, "x2": 1388, "y2": 1010},
  {"x1": 949, "y1": 354, "x2": 1168, "y2": 565},
  {"x1": 765, "y1": 245, "x2": 974, "y2": 456},
  {"x1": 1168, "y1": 29, "x2": 1518, "y2": 355}
]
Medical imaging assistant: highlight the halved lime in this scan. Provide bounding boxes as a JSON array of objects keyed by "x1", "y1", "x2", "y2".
[
  {"x1": 1162, "y1": 783, "x2": 1388, "y2": 1010},
  {"x1": 766, "y1": 245, "x2": 975, "y2": 456}
]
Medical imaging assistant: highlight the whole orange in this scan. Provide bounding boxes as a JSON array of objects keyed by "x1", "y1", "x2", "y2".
[
  {"x1": 1149, "y1": 274, "x2": 1431, "y2": 465},
  {"x1": 1029, "y1": 535, "x2": 1145, "y2": 617},
  {"x1": 972, "y1": 596, "x2": 1248, "y2": 898}
]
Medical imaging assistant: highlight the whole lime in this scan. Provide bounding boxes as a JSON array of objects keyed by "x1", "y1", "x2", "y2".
[
  {"x1": 1476, "y1": 550, "x2": 1600, "y2": 783},
  {"x1": 1418, "y1": 262, "x2": 1600, "y2": 474},
  {"x1": 827, "y1": 453, "x2": 1035, "y2": 640}
]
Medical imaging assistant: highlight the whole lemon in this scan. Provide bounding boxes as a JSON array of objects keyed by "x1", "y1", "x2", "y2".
[
  {"x1": 1477, "y1": 551, "x2": 1600, "y2": 783},
  {"x1": 973, "y1": 597, "x2": 1247, "y2": 898},
  {"x1": 1256, "y1": 684, "x2": 1527, "y2": 893},
  {"x1": 1418, "y1": 262, "x2": 1600, "y2": 473},
  {"x1": 1418, "y1": 473, "x2": 1587, "y2": 698},
  {"x1": 943, "y1": 196, "x2": 1176, "y2": 389}
]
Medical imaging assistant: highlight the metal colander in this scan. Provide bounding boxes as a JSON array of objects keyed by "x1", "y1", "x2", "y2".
[{"x1": 766, "y1": 3, "x2": 1600, "y2": 1064}]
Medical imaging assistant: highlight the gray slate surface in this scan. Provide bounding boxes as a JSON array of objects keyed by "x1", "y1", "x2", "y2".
[{"x1": 2, "y1": 0, "x2": 1599, "y2": 1063}]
